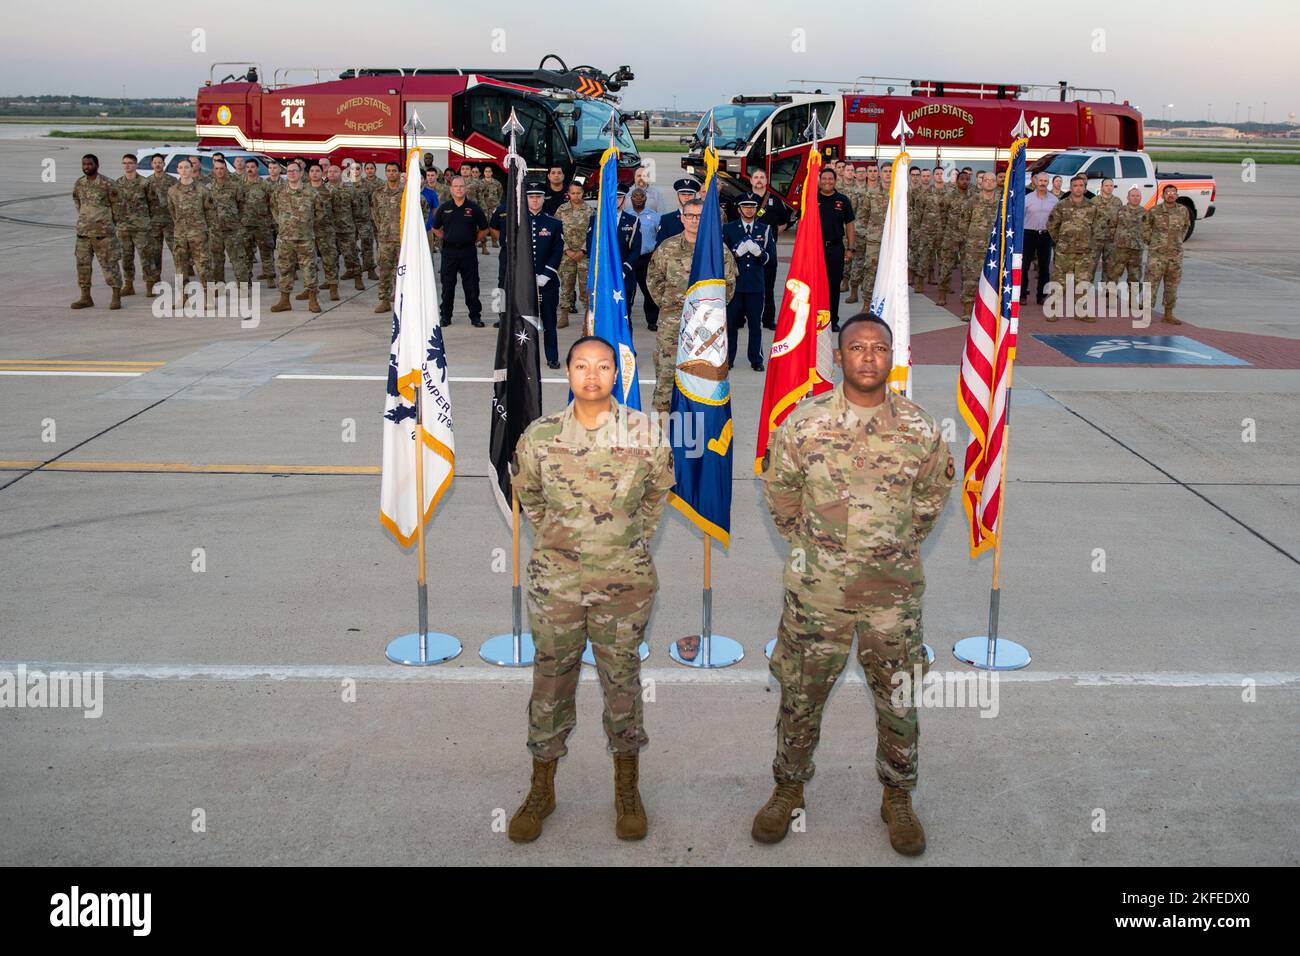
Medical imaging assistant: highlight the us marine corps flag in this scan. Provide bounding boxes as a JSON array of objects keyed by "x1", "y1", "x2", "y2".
[
  {"x1": 489, "y1": 110, "x2": 542, "y2": 522},
  {"x1": 869, "y1": 113, "x2": 914, "y2": 397},
  {"x1": 754, "y1": 146, "x2": 832, "y2": 473},
  {"x1": 380, "y1": 145, "x2": 455, "y2": 546}
]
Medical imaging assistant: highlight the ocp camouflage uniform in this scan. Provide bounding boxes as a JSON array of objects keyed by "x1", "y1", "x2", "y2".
[
  {"x1": 480, "y1": 175, "x2": 503, "y2": 248},
  {"x1": 371, "y1": 181, "x2": 405, "y2": 304},
  {"x1": 915, "y1": 182, "x2": 947, "y2": 285},
  {"x1": 308, "y1": 180, "x2": 339, "y2": 287},
  {"x1": 359, "y1": 176, "x2": 383, "y2": 266},
  {"x1": 241, "y1": 176, "x2": 277, "y2": 282},
  {"x1": 556, "y1": 201, "x2": 593, "y2": 312},
  {"x1": 112, "y1": 173, "x2": 154, "y2": 290},
  {"x1": 146, "y1": 171, "x2": 175, "y2": 288},
  {"x1": 326, "y1": 182, "x2": 359, "y2": 279},
  {"x1": 166, "y1": 180, "x2": 209, "y2": 285},
  {"x1": 907, "y1": 182, "x2": 933, "y2": 279},
  {"x1": 960, "y1": 188, "x2": 1000, "y2": 311},
  {"x1": 513, "y1": 400, "x2": 675, "y2": 760},
  {"x1": 349, "y1": 182, "x2": 375, "y2": 273},
  {"x1": 849, "y1": 184, "x2": 887, "y2": 296},
  {"x1": 1089, "y1": 192, "x2": 1122, "y2": 281},
  {"x1": 761, "y1": 384, "x2": 955, "y2": 789},
  {"x1": 1142, "y1": 200, "x2": 1190, "y2": 319},
  {"x1": 271, "y1": 182, "x2": 323, "y2": 294},
  {"x1": 1046, "y1": 195, "x2": 1095, "y2": 296},
  {"x1": 646, "y1": 232, "x2": 738, "y2": 412},
  {"x1": 936, "y1": 185, "x2": 972, "y2": 301},
  {"x1": 205, "y1": 175, "x2": 250, "y2": 283},
  {"x1": 72, "y1": 174, "x2": 122, "y2": 291},
  {"x1": 1106, "y1": 204, "x2": 1146, "y2": 286}
]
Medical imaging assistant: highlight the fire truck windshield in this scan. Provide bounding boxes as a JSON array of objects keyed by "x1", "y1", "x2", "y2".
[
  {"x1": 1037, "y1": 153, "x2": 1089, "y2": 178},
  {"x1": 696, "y1": 103, "x2": 777, "y2": 149},
  {"x1": 551, "y1": 100, "x2": 635, "y2": 158}
]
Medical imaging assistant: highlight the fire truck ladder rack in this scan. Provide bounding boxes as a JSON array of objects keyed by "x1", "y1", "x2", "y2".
[
  {"x1": 331, "y1": 55, "x2": 635, "y2": 102},
  {"x1": 785, "y1": 76, "x2": 1117, "y2": 102}
]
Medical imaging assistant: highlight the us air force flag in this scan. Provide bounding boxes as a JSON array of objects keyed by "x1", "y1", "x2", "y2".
[
  {"x1": 585, "y1": 145, "x2": 641, "y2": 408},
  {"x1": 380, "y1": 147, "x2": 455, "y2": 547},
  {"x1": 869, "y1": 144, "x2": 912, "y2": 398},
  {"x1": 668, "y1": 145, "x2": 732, "y2": 547}
]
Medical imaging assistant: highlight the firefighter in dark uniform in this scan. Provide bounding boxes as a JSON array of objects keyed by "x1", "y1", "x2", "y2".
[
  {"x1": 722, "y1": 192, "x2": 776, "y2": 371},
  {"x1": 816, "y1": 167, "x2": 855, "y2": 331},
  {"x1": 584, "y1": 184, "x2": 641, "y2": 312},
  {"x1": 654, "y1": 178, "x2": 701, "y2": 246},
  {"x1": 492, "y1": 180, "x2": 565, "y2": 367},
  {"x1": 541, "y1": 165, "x2": 568, "y2": 216},
  {"x1": 431, "y1": 174, "x2": 489, "y2": 327}
]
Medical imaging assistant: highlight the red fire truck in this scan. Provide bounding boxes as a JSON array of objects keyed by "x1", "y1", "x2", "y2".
[
  {"x1": 196, "y1": 55, "x2": 640, "y2": 188},
  {"x1": 683, "y1": 78, "x2": 1144, "y2": 203}
]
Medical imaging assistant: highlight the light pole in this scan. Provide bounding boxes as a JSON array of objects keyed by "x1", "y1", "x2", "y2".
[
  {"x1": 1165, "y1": 103, "x2": 1174, "y2": 122},
  {"x1": 1263, "y1": 101, "x2": 1268, "y2": 123},
  {"x1": 1234, "y1": 102, "x2": 1240, "y2": 124}
]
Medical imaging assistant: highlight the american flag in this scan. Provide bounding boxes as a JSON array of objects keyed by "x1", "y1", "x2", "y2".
[{"x1": 957, "y1": 139, "x2": 1027, "y2": 558}]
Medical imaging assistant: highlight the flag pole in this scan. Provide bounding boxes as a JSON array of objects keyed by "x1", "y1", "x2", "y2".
[
  {"x1": 669, "y1": 113, "x2": 743, "y2": 670},
  {"x1": 385, "y1": 113, "x2": 461, "y2": 666},
  {"x1": 954, "y1": 123, "x2": 1032, "y2": 671},
  {"x1": 480, "y1": 111, "x2": 536, "y2": 667}
]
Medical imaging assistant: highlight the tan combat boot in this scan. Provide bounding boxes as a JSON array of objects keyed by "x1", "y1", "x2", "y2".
[
  {"x1": 751, "y1": 779, "x2": 805, "y2": 844},
  {"x1": 341, "y1": 268, "x2": 357, "y2": 280},
  {"x1": 557, "y1": 313, "x2": 570, "y2": 329},
  {"x1": 110, "y1": 287, "x2": 123, "y2": 310},
  {"x1": 269, "y1": 293, "x2": 292, "y2": 313},
  {"x1": 613, "y1": 753, "x2": 647, "y2": 840},
  {"x1": 960, "y1": 297, "x2": 974, "y2": 321},
  {"x1": 880, "y1": 785, "x2": 925, "y2": 856},
  {"x1": 1161, "y1": 311, "x2": 1182, "y2": 325},
  {"x1": 353, "y1": 275, "x2": 364, "y2": 291},
  {"x1": 366, "y1": 268, "x2": 378, "y2": 281},
  {"x1": 328, "y1": 283, "x2": 340, "y2": 301},
  {"x1": 374, "y1": 300, "x2": 390, "y2": 314},
  {"x1": 936, "y1": 287, "x2": 947, "y2": 306},
  {"x1": 121, "y1": 279, "x2": 135, "y2": 297},
  {"x1": 507, "y1": 757, "x2": 557, "y2": 843},
  {"x1": 845, "y1": 282, "x2": 860, "y2": 304},
  {"x1": 70, "y1": 286, "x2": 93, "y2": 309},
  {"x1": 839, "y1": 276, "x2": 848, "y2": 293},
  {"x1": 307, "y1": 290, "x2": 321, "y2": 313},
  {"x1": 295, "y1": 289, "x2": 310, "y2": 301}
]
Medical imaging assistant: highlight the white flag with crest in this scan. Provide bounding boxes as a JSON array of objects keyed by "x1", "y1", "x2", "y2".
[
  {"x1": 380, "y1": 147, "x2": 454, "y2": 546},
  {"x1": 869, "y1": 124, "x2": 913, "y2": 398}
]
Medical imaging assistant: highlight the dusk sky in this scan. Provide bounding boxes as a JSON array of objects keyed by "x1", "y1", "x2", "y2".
[{"x1": 4, "y1": 0, "x2": 1295, "y2": 124}]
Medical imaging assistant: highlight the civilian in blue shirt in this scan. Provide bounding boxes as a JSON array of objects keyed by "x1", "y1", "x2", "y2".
[
  {"x1": 421, "y1": 168, "x2": 441, "y2": 259},
  {"x1": 628, "y1": 187, "x2": 661, "y2": 330}
]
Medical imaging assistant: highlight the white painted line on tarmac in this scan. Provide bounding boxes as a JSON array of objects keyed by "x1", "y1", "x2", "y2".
[{"x1": 2, "y1": 661, "x2": 1295, "y2": 688}]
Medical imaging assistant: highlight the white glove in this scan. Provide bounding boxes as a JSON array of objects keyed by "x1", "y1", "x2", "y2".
[
  {"x1": 536, "y1": 275, "x2": 550, "y2": 288},
  {"x1": 743, "y1": 239, "x2": 763, "y2": 258}
]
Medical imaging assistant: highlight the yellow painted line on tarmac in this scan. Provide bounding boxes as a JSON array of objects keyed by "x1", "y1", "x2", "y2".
[
  {"x1": 0, "y1": 460, "x2": 379, "y2": 476},
  {"x1": 0, "y1": 359, "x2": 165, "y2": 367}
]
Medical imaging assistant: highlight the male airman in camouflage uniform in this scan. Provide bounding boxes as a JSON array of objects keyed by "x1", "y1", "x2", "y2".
[
  {"x1": 306, "y1": 164, "x2": 339, "y2": 300},
  {"x1": 1142, "y1": 184, "x2": 1190, "y2": 325},
  {"x1": 326, "y1": 165, "x2": 362, "y2": 290},
  {"x1": 166, "y1": 158, "x2": 210, "y2": 290},
  {"x1": 959, "y1": 171, "x2": 1001, "y2": 318},
  {"x1": 205, "y1": 160, "x2": 250, "y2": 285},
  {"x1": 145, "y1": 153, "x2": 175, "y2": 294},
  {"x1": 1106, "y1": 186, "x2": 1146, "y2": 288},
  {"x1": 935, "y1": 169, "x2": 972, "y2": 306},
  {"x1": 913, "y1": 167, "x2": 948, "y2": 292},
  {"x1": 847, "y1": 164, "x2": 887, "y2": 304},
  {"x1": 479, "y1": 165, "x2": 504, "y2": 252},
  {"x1": 555, "y1": 182, "x2": 593, "y2": 324},
  {"x1": 752, "y1": 313, "x2": 954, "y2": 855},
  {"x1": 506, "y1": 335, "x2": 676, "y2": 844},
  {"x1": 348, "y1": 164, "x2": 377, "y2": 279},
  {"x1": 1046, "y1": 173, "x2": 1097, "y2": 320},
  {"x1": 70, "y1": 154, "x2": 122, "y2": 309},
  {"x1": 269, "y1": 160, "x2": 323, "y2": 314},
  {"x1": 113, "y1": 153, "x2": 154, "y2": 299},
  {"x1": 1089, "y1": 178, "x2": 1122, "y2": 282},
  {"x1": 907, "y1": 167, "x2": 932, "y2": 285},
  {"x1": 371, "y1": 160, "x2": 405, "y2": 314},
  {"x1": 241, "y1": 161, "x2": 277, "y2": 286},
  {"x1": 646, "y1": 196, "x2": 738, "y2": 413}
]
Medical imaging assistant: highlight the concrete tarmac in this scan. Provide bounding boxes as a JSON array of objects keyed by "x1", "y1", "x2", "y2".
[{"x1": 1, "y1": 138, "x2": 1296, "y2": 866}]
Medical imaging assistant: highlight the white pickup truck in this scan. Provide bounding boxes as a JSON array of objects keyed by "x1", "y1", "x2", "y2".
[{"x1": 1027, "y1": 149, "x2": 1216, "y2": 240}]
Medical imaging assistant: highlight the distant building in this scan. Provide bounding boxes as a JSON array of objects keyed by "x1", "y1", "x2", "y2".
[{"x1": 1165, "y1": 126, "x2": 1246, "y2": 139}]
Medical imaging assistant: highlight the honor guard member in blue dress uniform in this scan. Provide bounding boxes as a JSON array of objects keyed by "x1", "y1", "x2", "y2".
[
  {"x1": 585, "y1": 184, "x2": 641, "y2": 312},
  {"x1": 654, "y1": 178, "x2": 701, "y2": 246},
  {"x1": 722, "y1": 192, "x2": 776, "y2": 371},
  {"x1": 491, "y1": 180, "x2": 565, "y2": 367},
  {"x1": 430, "y1": 174, "x2": 489, "y2": 326}
]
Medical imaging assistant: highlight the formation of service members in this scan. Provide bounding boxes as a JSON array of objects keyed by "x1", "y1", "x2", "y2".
[{"x1": 504, "y1": 318, "x2": 954, "y2": 855}]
